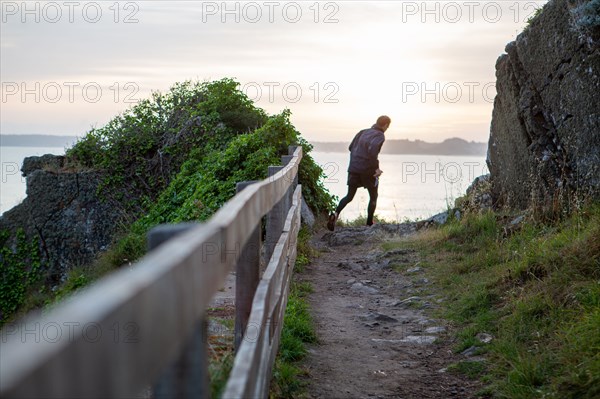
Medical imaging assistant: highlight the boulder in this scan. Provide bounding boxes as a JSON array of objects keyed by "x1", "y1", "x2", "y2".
[
  {"x1": 300, "y1": 196, "x2": 315, "y2": 227},
  {"x1": 488, "y1": 0, "x2": 600, "y2": 210}
]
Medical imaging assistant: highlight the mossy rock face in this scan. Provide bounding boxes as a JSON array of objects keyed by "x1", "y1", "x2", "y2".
[{"x1": 0, "y1": 169, "x2": 120, "y2": 281}]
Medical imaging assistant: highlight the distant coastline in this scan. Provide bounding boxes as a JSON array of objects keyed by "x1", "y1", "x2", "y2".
[
  {"x1": 1, "y1": 135, "x2": 487, "y2": 156},
  {"x1": 311, "y1": 137, "x2": 487, "y2": 156},
  {"x1": 1, "y1": 134, "x2": 79, "y2": 148}
]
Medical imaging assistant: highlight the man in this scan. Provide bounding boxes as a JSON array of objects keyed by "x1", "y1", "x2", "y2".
[{"x1": 327, "y1": 115, "x2": 390, "y2": 231}]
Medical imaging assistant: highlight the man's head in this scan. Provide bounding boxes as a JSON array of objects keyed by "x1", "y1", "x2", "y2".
[{"x1": 375, "y1": 115, "x2": 391, "y2": 132}]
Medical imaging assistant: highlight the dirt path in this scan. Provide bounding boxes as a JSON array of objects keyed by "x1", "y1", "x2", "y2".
[{"x1": 300, "y1": 224, "x2": 482, "y2": 399}]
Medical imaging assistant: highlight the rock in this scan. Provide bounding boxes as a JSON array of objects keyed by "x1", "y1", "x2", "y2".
[
  {"x1": 392, "y1": 296, "x2": 421, "y2": 307},
  {"x1": 21, "y1": 154, "x2": 65, "y2": 176},
  {"x1": 350, "y1": 282, "x2": 379, "y2": 295},
  {"x1": 0, "y1": 168, "x2": 121, "y2": 280},
  {"x1": 425, "y1": 326, "x2": 446, "y2": 334},
  {"x1": 488, "y1": 0, "x2": 600, "y2": 210},
  {"x1": 376, "y1": 313, "x2": 398, "y2": 322},
  {"x1": 300, "y1": 196, "x2": 315, "y2": 227},
  {"x1": 461, "y1": 346, "x2": 480, "y2": 357},
  {"x1": 338, "y1": 261, "x2": 365, "y2": 272},
  {"x1": 346, "y1": 278, "x2": 356, "y2": 285},
  {"x1": 466, "y1": 174, "x2": 491, "y2": 197},
  {"x1": 510, "y1": 215, "x2": 525, "y2": 226},
  {"x1": 208, "y1": 318, "x2": 232, "y2": 335},
  {"x1": 398, "y1": 335, "x2": 437, "y2": 345},
  {"x1": 457, "y1": 174, "x2": 493, "y2": 213},
  {"x1": 364, "y1": 322, "x2": 380, "y2": 328},
  {"x1": 406, "y1": 266, "x2": 422, "y2": 273},
  {"x1": 368, "y1": 259, "x2": 391, "y2": 270},
  {"x1": 360, "y1": 312, "x2": 398, "y2": 323},
  {"x1": 428, "y1": 211, "x2": 449, "y2": 225},
  {"x1": 476, "y1": 332, "x2": 494, "y2": 344},
  {"x1": 383, "y1": 248, "x2": 413, "y2": 257}
]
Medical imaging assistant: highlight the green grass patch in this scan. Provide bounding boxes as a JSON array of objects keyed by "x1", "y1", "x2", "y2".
[
  {"x1": 337, "y1": 214, "x2": 396, "y2": 227},
  {"x1": 448, "y1": 360, "x2": 487, "y2": 379},
  {"x1": 210, "y1": 351, "x2": 234, "y2": 398},
  {"x1": 270, "y1": 225, "x2": 317, "y2": 398},
  {"x1": 387, "y1": 204, "x2": 600, "y2": 398}
]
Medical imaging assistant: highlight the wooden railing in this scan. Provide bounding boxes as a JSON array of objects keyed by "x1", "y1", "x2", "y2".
[{"x1": 0, "y1": 146, "x2": 303, "y2": 398}]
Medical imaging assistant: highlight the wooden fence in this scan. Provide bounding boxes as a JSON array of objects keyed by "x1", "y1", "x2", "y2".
[{"x1": 0, "y1": 146, "x2": 303, "y2": 398}]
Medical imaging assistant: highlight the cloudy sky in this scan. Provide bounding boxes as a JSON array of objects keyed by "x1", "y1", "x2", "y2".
[{"x1": 1, "y1": 1, "x2": 547, "y2": 143}]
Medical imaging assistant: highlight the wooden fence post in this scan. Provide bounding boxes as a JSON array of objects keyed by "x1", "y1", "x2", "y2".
[
  {"x1": 147, "y1": 223, "x2": 198, "y2": 250},
  {"x1": 265, "y1": 166, "x2": 284, "y2": 262},
  {"x1": 147, "y1": 231, "x2": 210, "y2": 399},
  {"x1": 281, "y1": 155, "x2": 294, "y2": 225},
  {"x1": 153, "y1": 318, "x2": 209, "y2": 399},
  {"x1": 288, "y1": 145, "x2": 299, "y2": 188},
  {"x1": 235, "y1": 181, "x2": 261, "y2": 352}
]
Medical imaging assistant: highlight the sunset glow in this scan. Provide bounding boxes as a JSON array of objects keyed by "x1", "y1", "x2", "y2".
[{"x1": 1, "y1": 1, "x2": 548, "y2": 142}]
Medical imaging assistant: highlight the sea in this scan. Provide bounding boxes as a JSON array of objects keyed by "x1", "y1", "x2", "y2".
[
  {"x1": 0, "y1": 147, "x2": 488, "y2": 221},
  {"x1": 310, "y1": 152, "x2": 489, "y2": 222}
]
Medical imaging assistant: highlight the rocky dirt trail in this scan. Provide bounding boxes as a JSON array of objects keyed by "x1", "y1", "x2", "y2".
[{"x1": 299, "y1": 224, "x2": 482, "y2": 399}]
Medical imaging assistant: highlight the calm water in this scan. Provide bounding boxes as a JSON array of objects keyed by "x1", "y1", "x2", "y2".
[
  {"x1": 1, "y1": 146, "x2": 66, "y2": 215},
  {"x1": 311, "y1": 152, "x2": 489, "y2": 222},
  {"x1": 1, "y1": 147, "x2": 489, "y2": 221}
]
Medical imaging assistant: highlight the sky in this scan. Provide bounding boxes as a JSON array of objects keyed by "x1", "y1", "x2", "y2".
[{"x1": 1, "y1": 0, "x2": 548, "y2": 143}]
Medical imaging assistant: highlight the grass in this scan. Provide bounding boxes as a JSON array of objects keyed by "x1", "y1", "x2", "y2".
[
  {"x1": 337, "y1": 213, "x2": 397, "y2": 227},
  {"x1": 448, "y1": 360, "x2": 487, "y2": 379},
  {"x1": 384, "y1": 204, "x2": 600, "y2": 398},
  {"x1": 209, "y1": 351, "x2": 234, "y2": 398},
  {"x1": 270, "y1": 225, "x2": 318, "y2": 398},
  {"x1": 206, "y1": 306, "x2": 235, "y2": 398}
]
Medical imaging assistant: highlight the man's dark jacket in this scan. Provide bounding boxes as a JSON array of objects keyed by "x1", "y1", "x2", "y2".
[{"x1": 347, "y1": 125, "x2": 385, "y2": 174}]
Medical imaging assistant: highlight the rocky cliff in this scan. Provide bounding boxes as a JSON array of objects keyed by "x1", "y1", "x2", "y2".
[
  {"x1": 488, "y1": 0, "x2": 600, "y2": 209},
  {"x1": 0, "y1": 155, "x2": 121, "y2": 282}
]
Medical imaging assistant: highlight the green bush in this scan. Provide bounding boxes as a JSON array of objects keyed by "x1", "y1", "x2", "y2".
[
  {"x1": 0, "y1": 229, "x2": 41, "y2": 325},
  {"x1": 66, "y1": 78, "x2": 269, "y2": 214},
  {"x1": 67, "y1": 77, "x2": 333, "y2": 221}
]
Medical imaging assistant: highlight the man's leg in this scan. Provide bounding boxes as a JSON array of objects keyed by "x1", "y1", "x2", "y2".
[
  {"x1": 335, "y1": 184, "x2": 358, "y2": 216},
  {"x1": 366, "y1": 184, "x2": 379, "y2": 226},
  {"x1": 328, "y1": 184, "x2": 358, "y2": 231}
]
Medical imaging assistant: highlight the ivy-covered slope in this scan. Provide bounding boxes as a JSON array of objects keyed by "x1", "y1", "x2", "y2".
[
  {"x1": 0, "y1": 78, "x2": 334, "y2": 325},
  {"x1": 67, "y1": 78, "x2": 333, "y2": 221}
]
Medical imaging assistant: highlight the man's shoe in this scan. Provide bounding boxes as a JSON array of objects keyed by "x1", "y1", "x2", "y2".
[{"x1": 327, "y1": 213, "x2": 337, "y2": 231}]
